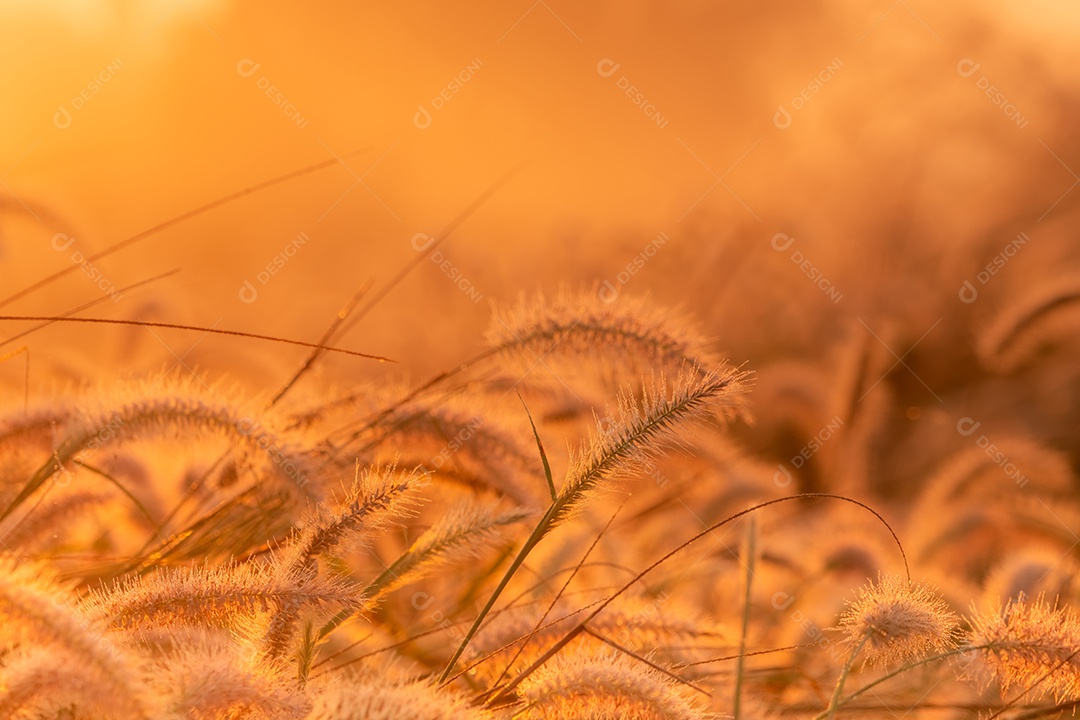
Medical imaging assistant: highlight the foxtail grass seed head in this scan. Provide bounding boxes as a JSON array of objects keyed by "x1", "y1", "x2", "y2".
[
  {"x1": 838, "y1": 574, "x2": 959, "y2": 668},
  {"x1": 970, "y1": 596, "x2": 1080, "y2": 701},
  {"x1": 516, "y1": 647, "x2": 707, "y2": 720},
  {"x1": 307, "y1": 679, "x2": 490, "y2": 720},
  {"x1": 4, "y1": 233, "x2": 1079, "y2": 720},
  {"x1": 486, "y1": 290, "x2": 721, "y2": 383}
]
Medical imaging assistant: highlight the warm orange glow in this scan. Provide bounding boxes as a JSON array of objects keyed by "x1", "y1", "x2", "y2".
[{"x1": 1, "y1": 2, "x2": 1078, "y2": 717}]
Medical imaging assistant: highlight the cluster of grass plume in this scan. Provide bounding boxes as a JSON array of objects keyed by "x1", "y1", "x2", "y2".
[{"x1": 1, "y1": 267, "x2": 1078, "y2": 719}]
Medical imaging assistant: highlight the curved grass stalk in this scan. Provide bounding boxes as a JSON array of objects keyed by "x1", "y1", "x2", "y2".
[
  {"x1": 438, "y1": 367, "x2": 749, "y2": 683},
  {"x1": 0, "y1": 315, "x2": 393, "y2": 362},
  {"x1": 486, "y1": 493, "x2": 908, "y2": 705},
  {"x1": 0, "y1": 152, "x2": 369, "y2": 310},
  {"x1": 733, "y1": 517, "x2": 757, "y2": 720}
]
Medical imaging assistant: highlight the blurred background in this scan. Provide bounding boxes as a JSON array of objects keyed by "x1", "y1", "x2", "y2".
[
  {"x1": 1, "y1": 1, "x2": 1078, "y2": 477},
  {"x1": 4, "y1": 8, "x2": 1080, "y2": 713}
]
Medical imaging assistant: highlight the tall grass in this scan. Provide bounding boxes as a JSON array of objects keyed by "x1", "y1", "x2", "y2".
[{"x1": 0, "y1": 279, "x2": 1077, "y2": 718}]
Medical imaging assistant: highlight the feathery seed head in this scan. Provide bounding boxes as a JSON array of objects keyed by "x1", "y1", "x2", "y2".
[
  {"x1": 970, "y1": 595, "x2": 1080, "y2": 701},
  {"x1": 516, "y1": 647, "x2": 708, "y2": 720},
  {"x1": 838, "y1": 573, "x2": 958, "y2": 668},
  {"x1": 486, "y1": 290, "x2": 721, "y2": 384},
  {"x1": 553, "y1": 366, "x2": 750, "y2": 528},
  {"x1": 306, "y1": 678, "x2": 491, "y2": 720}
]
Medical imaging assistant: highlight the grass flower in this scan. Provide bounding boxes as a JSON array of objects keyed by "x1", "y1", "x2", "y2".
[
  {"x1": 515, "y1": 647, "x2": 707, "y2": 720},
  {"x1": 838, "y1": 574, "x2": 959, "y2": 669},
  {"x1": 970, "y1": 595, "x2": 1080, "y2": 701}
]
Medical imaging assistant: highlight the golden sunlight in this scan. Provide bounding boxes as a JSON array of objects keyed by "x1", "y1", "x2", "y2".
[{"x1": 1, "y1": 2, "x2": 1078, "y2": 718}]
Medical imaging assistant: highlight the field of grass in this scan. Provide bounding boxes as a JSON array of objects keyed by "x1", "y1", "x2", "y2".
[{"x1": 1, "y1": 2, "x2": 1079, "y2": 718}]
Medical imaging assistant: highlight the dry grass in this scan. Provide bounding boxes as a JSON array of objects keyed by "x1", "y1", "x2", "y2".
[
  {"x1": 4, "y1": 19, "x2": 1080, "y2": 702},
  {"x1": 0, "y1": 280, "x2": 1077, "y2": 720}
]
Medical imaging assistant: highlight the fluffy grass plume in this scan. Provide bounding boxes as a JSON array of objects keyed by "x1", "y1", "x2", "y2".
[
  {"x1": 970, "y1": 596, "x2": 1080, "y2": 701},
  {"x1": 1, "y1": 227, "x2": 1077, "y2": 719},
  {"x1": 838, "y1": 573, "x2": 959, "y2": 669},
  {"x1": 486, "y1": 290, "x2": 721, "y2": 382},
  {"x1": 515, "y1": 647, "x2": 708, "y2": 720}
]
